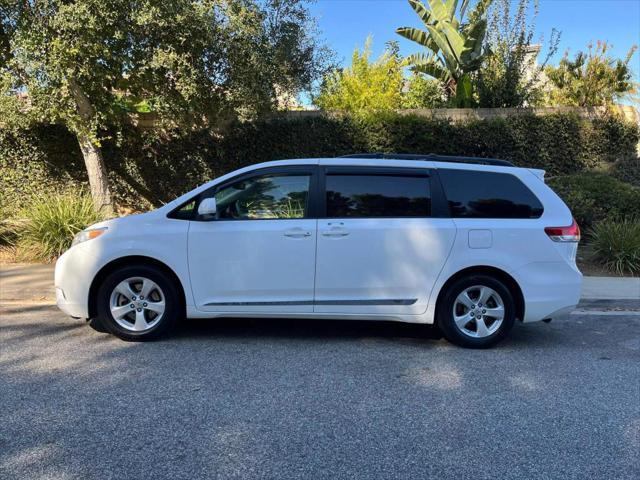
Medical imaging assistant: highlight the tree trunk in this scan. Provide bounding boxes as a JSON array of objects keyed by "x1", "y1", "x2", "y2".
[
  {"x1": 76, "y1": 131, "x2": 113, "y2": 214},
  {"x1": 68, "y1": 79, "x2": 114, "y2": 215}
]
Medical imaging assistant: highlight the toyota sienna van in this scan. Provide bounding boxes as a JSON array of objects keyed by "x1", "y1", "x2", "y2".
[{"x1": 55, "y1": 154, "x2": 582, "y2": 348}]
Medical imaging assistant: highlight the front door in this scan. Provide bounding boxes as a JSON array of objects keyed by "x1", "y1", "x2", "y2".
[
  {"x1": 314, "y1": 168, "x2": 456, "y2": 315},
  {"x1": 188, "y1": 167, "x2": 318, "y2": 313}
]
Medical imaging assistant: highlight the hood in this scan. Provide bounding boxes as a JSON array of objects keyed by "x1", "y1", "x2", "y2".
[{"x1": 87, "y1": 210, "x2": 158, "y2": 231}]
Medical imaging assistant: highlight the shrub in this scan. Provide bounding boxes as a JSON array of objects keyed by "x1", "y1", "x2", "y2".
[
  {"x1": 613, "y1": 156, "x2": 640, "y2": 187},
  {"x1": 0, "y1": 200, "x2": 18, "y2": 245},
  {"x1": 591, "y1": 116, "x2": 640, "y2": 165},
  {"x1": 0, "y1": 220, "x2": 21, "y2": 246},
  {"x1": 589, "y1": 219, "x2": 640, "y2": 275},
  {"x1": 17, "y1": 192, "x2": 105, "y2": 260},
  {"x1": 548, "y1": 173, "x2": 640, "y2": 230},
  {"x1": 0, "y1": 125, "x2": 86, "y2": 218}
]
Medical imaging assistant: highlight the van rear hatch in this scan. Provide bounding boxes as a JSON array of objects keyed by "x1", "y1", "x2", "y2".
[{"x1": 528, "y1": 168, "x2": 546, "y2": 182}]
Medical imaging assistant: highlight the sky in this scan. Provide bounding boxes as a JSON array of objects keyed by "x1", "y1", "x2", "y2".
[{"x1": 309, "y1": 0, "x2": 640, "y2": 74}]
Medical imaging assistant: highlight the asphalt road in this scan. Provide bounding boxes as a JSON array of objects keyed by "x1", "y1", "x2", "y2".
[{"x1": 1, "y1": 304, "x2": 638, "y2": 480}]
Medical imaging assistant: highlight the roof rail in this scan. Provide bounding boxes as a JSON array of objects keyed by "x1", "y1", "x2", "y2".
[{"x1": 339, "y1": 153, "x2": 515, "y2": 167}]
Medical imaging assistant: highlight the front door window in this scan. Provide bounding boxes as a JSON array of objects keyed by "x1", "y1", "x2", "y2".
[{"x1": 214, "y1": 175, "x2": 310, "y2": 220}]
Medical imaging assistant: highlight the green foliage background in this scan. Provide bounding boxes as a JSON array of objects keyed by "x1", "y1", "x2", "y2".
[
  {"x1": 613, "y1": 156, "x2": 640, "y2": 187},
  {"x1": 589, "y1": 219, "x2": 640, "y2": 275},
  {"x1": 548, "y1": 172, "x2": 640, "y2": 230},
  {"x1": 1, "y1": 113, "x2": 638, "y2": 217}
]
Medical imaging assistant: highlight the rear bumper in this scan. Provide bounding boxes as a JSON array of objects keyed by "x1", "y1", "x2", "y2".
[
  {"x1": 541, "y1": 304, "x2": 575, "y2": 321},
  {"x1": 512, "y1": 261, "x2": 582, "y2": 323}
]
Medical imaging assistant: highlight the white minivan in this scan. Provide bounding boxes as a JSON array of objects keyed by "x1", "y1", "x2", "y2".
[{"x1": 55, "y1": 154, "x2": 582, "y2": 348}]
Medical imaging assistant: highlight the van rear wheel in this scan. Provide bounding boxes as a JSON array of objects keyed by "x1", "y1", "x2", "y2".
[{"x1": 437, "y1": 275, "x2": 516, "y2": 348}]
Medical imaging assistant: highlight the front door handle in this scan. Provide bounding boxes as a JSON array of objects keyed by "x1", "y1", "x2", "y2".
[{"x1": 284, "y1": 228, "x2": 312, "y2": 238}]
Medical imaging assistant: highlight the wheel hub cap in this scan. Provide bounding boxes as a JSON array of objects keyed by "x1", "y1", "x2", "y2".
[
  {"x1": 109, "y1": 277, "x2": 165, "y2": 332},
  {"x1": 452, "y1": 285, "x2": 505, "y2": 339}
]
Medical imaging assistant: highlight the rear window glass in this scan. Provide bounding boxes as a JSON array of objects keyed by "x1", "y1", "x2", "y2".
[
  {"x1": 438, "y1": 169, "x2": 543, "y2": 219},
  {"x1": 326, "y1": 174, "x2": 431, "y2": 218}
]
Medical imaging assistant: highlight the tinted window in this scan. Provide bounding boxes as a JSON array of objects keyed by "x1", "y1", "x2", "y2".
[
  {"x1": 214, "y1": 174, "x2": 310, "y2": 220},
  {"x1": 439, "y1": 169, "x2": 543, "y2": 218},
  {"x1": 326, "y1": 174, "x2": 431, "y2": 218},
  {"x1": 169, "y1": 200, "x2": 196, "y2": 220}
]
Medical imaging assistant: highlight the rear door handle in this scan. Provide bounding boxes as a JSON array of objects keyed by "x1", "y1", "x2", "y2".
[
  {"x1": 321, "y1": 227, "x2": 349, "y2": 237},
  {"x1": 284, "y1": 228, "x2": 312, "y2": 238}
]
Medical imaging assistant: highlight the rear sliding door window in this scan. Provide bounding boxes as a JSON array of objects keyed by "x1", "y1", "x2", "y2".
[
  {"x1": 326, "y1": 174, "x2": 431, "y2": 217},
  {"x1": 438, "y1": 169, "x2": 543, "y2": 219}
]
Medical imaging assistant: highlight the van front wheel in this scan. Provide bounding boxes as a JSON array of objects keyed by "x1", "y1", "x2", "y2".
[{"x1": 96, "y1": 265, "x2": 181, "y2": 341}]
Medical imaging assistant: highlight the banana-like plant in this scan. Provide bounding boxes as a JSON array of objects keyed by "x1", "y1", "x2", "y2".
[{"x1": 396, "y1": 0, "x2": 493, "y2": 106}]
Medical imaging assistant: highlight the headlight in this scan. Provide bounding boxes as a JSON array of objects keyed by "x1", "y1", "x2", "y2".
[{"x1": 72, "y1": 227, "x2": 108, "y2": 246}]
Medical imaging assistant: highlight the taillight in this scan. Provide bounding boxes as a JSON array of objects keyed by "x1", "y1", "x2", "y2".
[{"x1": 545, "y1": 219, "x2": 581, "y2": 242}]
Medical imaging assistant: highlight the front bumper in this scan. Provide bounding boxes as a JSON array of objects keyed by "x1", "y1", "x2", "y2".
[
  {"x1": 55, "y1": 286, "x2": 85, "y2": 318},
  {"x1": 54, "y1": 245, "x2": 99, "y2": 319}
]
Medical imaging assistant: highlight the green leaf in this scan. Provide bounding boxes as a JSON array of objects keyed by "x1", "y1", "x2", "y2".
[
  {"x1": 396, "y1": 27, "x2": 440, "y2": 53},
  {"x1": 405, "y1": 52, "x2": 451, "y2": 82},
  {"x1": 425, "y1": 0, "x2": 450, "y2": 23},
  {"x1": 467, "y1": 0, "x2": 492, "y2": 22},
  {"x1": 455, "y1": 74, "x2": 473, "y2": 107},
  {"x1": 413, "y1": 63, "x2": 451, "y2": 84},
  {"x1": 425, "y1": 24, "x2": 460, "y2": 76},
  {"x1": 407, "y1": 0, "x2": 432, "y2": 25},
  {"x1": 438, "y1": 20, "x2": 466, "y2": 59},
  {"x1": 460, "y1": 18, "x2": 487, "y2": 69},
  {"x1": 463, "y1": 18, "x2": 487, "y2": 51},
  {"x1": 459, "y1": 0, "x2": 470, "y2": 20},
  {"x1": 445, "y1": 0, "x2": 459, "y2": 20}
]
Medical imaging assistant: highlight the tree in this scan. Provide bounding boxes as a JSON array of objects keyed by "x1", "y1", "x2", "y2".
[
  {"x1": 475, "y1": 0, "x2": 559, "y2": 107},
  {"x1": 401, "y1": 73, "x2": 447, "y2": 108},
  {"x1": 0, "y1": 0, "x2": 330, "y2": 213},
  {"x1": 396, "y1": 0, "x2": 493, "y2": 107},
  {"x1": 545, "y1": 41, "x2": 638, "y2": 108},
  {"x1": 314, "y1": 37, "x2": 404, "y2": 114}
]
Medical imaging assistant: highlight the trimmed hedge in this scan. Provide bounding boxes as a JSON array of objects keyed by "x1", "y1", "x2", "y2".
[
  {"x1": 1, "y1": 112, "x2": 638, "y2": 215},
  {"x1": 548, "y1": 172, "x2": 640, "y2": 230},
  {"x1": 0, "y1": 125, "x2": 88, "y2": 216},
  {"x1": 613, "y1": 155, "x2": 640, "y2": 187}
]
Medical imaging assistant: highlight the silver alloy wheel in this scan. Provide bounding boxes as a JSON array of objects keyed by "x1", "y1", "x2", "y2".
[
  {"x1": 452, "y1": 285, "x2": 505, "y2": 338},
  {"x1": 109, "y1": 277, "x2": 165, "y2": 332}
]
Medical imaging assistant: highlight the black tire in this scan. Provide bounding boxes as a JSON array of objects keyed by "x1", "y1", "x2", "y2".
[
  {"x1": 87, "y1": 317, "x2": 108, "y2": 333},
  {"x1": 96, "y1": 264, "x2": 182, "y2": 341},
  {"x1": 437, "y1": 274, "x2": 516, "y2": 349}
]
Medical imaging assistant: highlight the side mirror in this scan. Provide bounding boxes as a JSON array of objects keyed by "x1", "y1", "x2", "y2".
[{"x1": 197, "y1": 197, "x2": 217, "y2": 217}]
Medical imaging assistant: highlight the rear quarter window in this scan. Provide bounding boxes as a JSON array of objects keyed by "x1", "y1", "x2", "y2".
[{"x1": 438, "y1": 169, "x2": 543, "y2": 219}]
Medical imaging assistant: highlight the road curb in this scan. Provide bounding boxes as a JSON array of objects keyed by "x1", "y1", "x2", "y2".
[{"x1": 577, "y1": 299, "x2": 640, "y2": 311}]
